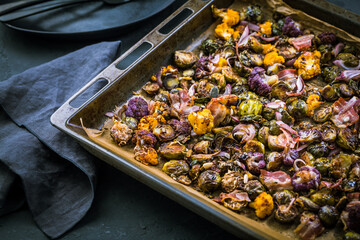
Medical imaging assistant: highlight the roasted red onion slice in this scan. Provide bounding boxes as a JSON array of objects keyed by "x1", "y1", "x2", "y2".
[
  {"x1": 286, "y1": 74, "x2": 305, "y2": 96},
  {"x1": 335, "y1": 70, "x2": 360, "y2": 81},
  {"x1": 333, "y1": 60, "x2": 360, "y2": 70},
  {"x1": 240, "y1": 21, "x2": 261, "y2": 32},
  {"x1": 266, "y1": 100, "x2": 286, "y2": 109},
  {"x1": 259, "y1": 35, "x2": 279, "y2": 42},
  {"x1": 333, "y1": 42, "x2": 344, "y2": 57}
]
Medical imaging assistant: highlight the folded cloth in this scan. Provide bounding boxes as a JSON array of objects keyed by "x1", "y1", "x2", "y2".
[{"x1": 0, "y1": 41, "x2": 121, "y2": 238}]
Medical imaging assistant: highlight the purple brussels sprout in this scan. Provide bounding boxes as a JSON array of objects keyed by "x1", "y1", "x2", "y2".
[
  {"x1": 341, "y1": 200, "x2": 360, "y2": 234},
  {"x1": 291, "y1": 166, "x2": 321, "y2": 192},
  {"x1": 248, "y1": 67, "x2": 271, "y2": 96},
  {"x1": 283, "y1": 149, "x2": 299, "y2": 166},
  {"x1": 132, "y1": 130, "x2": 157, "y2": 148},
  {"x1": 169, "y1": 119, "x2": 192, "y2": 136},
  {"x1": 246, "y1": 152, "x2": 266, "y2": 175},
  {"x1": 125, "y1": 97, "x2": 149, "y2": 120},
  {"x1": 282, "y1": 16, "x2": 303, "y2": 37},
  {"x1": 298, "y1": 129, "x2": 322, "y2": 143},
  {"x1": 318, "y1": 32, "x2": 337, "y2": 45}
]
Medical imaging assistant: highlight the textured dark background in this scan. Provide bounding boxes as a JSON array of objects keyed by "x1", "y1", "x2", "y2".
[{"x1": 0, "y1": 0, "x2": 359, "y2": 239}]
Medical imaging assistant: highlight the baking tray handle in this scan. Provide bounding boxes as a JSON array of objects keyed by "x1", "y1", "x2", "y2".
[{"x1": 51, "y1": 0, "x2": 210, "y2": 129}]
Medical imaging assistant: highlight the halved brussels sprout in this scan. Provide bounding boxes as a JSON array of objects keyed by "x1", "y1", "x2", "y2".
[
  {"x1": 312, "y1": 106, "x2": 332, "y2": 123},
  {"x1": 210, "y1": 73, "x2": 226, "y2": 90},
  {"x1": 221, "y1": 171, "x2": 244, "y2": 193},
  {"x1": 271, "y1": 81, "x2": 292, "y2": 101},
  {"x1": 266, "y1": 151, "x2": 283, "y2": 171},
  {"x1": 198, "y1": 170, "x2": 222, "y2": 193},
  {"x1": 142, "y1": 82, "x2": 160, "y2": 95},
  {"x1": 244, "y1": 180, "x2": 265, "y2": 200},
  {"x1": 239, "y1": 99, "x2": 263, "y2": 115},
  {"x1": 273, "y1": 190, "x2": 294, "y2": 205},
  {"x1": 233, "y1": 60, "x2": 252, "y2": 77},
  {"x1": 320, "y1": 122, "x2": 337, "y2": 142},
  {"x1": 275, "y1": 204, "x2": 299, "y2": 223},
  {"x1": 262, "y1": 107, "x2": 276, "y2": 121},
  {"x1": 329, "y1": 153, "x2": 354, "y2": 179},
  {"x1": 249, "y1": 53, "x2": 264, "y2": 66},
  {"x1": 337, "y1": 128, "x2": 358, "y2": 151},
  {"x1": 159, "y1": 142, "x2": 186, "y2": 159},
  {"x1": 193, "y1": 140, "x2": 210, "y2": 154},
  {"x1": 201, "y1": 39, "x2": 220, "y2": 55},
  {"x1": 268, "y1": 135, "x2": 285, "y2": 151},
  {"x1": 296, "y1": 196, "x2": 320, "y2": 212},
  {"x1": 162, "y1": 160, "x2": 190, "y2": 177},
  {"x1": 269, "y1": 120, "x2": 282, "y2": 135},
  {"x1": 310, "y1": 188, "x2": 335, "y2": 207},
  {"x1": 222, "y1": 66, "x2": 245, "y2": 83},
  {"x1": 311, "y1": 157, "x2": 331, "y2": 176},
  {"x1": 174, "y1": 50, "x2": 198, "y2": 68},
  {"x1": 258, "y1": 126, "x2": 270, "y2": 145},
  {"x1": 307, "y1": 142, "x2": 329, "y2": 158},
  {"x1": 245, "y1": 4, "x2": 263, "y2": 22},
  {"x1": 243, "y1": 140, "x2": 265, "y2": 154},
  {"x1": 153, "y1": 124, "x2": 176, "y2": 142},
  {"x1": 163, "y1": 74, "x2": 179, "y2": 90},
  {"x1": 321, "y1": 85, "x2": 338, "y2": 101},
  {"x1": 248, "y1": 37, "x2": 264, "y2": 53},
  {"x1": 124, "y1": 117, "x2": 138, "y2": 130},
  {"x1": 318, "y1": 205, "x2": 339, "y2": 227},
  {"x1": 336, "y1": 53, "x2": 359, "y2": 67},
  {"x1": 287, "y1": 99, "x2": 308, "y2": 120}
]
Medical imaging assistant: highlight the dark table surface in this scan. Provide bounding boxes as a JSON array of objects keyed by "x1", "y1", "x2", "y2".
[{"x1": 0, "y1": 0, "x2": 359, "y2": 240}]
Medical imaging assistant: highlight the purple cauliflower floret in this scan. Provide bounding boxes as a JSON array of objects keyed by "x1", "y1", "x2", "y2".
[
  {"x1": 283, "y1": 149, "x2": 299, "y2": 166},
  {"x1": 298, "y1": 129, "x2": 322, "y2": 143},
  {"x1": 341, "y1": 200, "x2": 360, "y2": 234},
  {"x1": 282, "y1": 16, "x2": 303, "y2": 37},
  {"x1": 169, "y1": 119, "x2": 191, "y2": 136},
  {"x1": 125, "y1": 97, "x2": 149, "y2": 120},
  {"x1": 132, "y1": 130, "x2": 157, "y2": 148},
  {"x1": 248, "y1": 67, "x2": 271, "y2": 96},
  {"x1": 291, "y1": 166, "x2": 321, "y2": 192},
  {"x1": 246, "y1": 152, "x2": 266, "y2": 175},
  {"x1": 318, "y1": 32, "x2": 337, "y2": 45}
]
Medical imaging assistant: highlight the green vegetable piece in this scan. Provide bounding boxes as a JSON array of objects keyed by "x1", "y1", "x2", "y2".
[{"x1": 239, "y1": 99, "x2": 263, "y2": 115}]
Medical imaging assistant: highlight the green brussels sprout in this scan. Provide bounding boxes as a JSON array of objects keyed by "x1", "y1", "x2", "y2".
[
  {"x1": 244, "y1": 180, "x2": 265, "y2": 200},
  {"x1": 310, "y1": 189, "x2": 335, "y2": 206},
  {"x1": 278, "y1": 45, "x2": 297, "y2": 60},
  {"x1": 221, "y1": 171, "x2": 244, "y2": 193},
  {"x1": 271, "y1": 81, "x2": 292, "y2": 101},
  {"x1": 342, "y1": 179, "x2": 357, "y2": 192},
  {"x1": 322, "y1": 65, "x2": 341, "y2": 83},
  {"x1": 174, "y1": 50, "x2": 198, "y2": 68},
  {"x1": 210, "y1": 73, "x2": 226, "y2": 90},
  {"x1": 193, "y1": 140, "x2": 210, "y2": 154},
  {"x1": 268, "y1": 135, "x2": 285, "y2": 151},
  {"x1": 301, "y1": 151, "x2": 315, "y2": 164},
  {"x1": 336, "y1": 53, "x2": 359, "y2": 67},
  {"x1": 262, "y1": 107, "x2": 276, "y2": 121},
  {"x1": 296, "y1": 196, "x2": 320, "y2": 212},
  {"x1": 266, "y1": 151, "x2": 283, "y2": 171},
  {"x1": 198, "y1": 170, "x2": 221, "y2": 193},
  {"x1": 248, "y1": 37, "x2": 264, "y2": 53},
  {"x1": 330, "y1": 153, "x2": 354, "y2": 179},
  {"x1": 311, "y1": 157, "x2": 331, "y2": 176},
  {"x1": 153, "y1": 124, "x2": 176, "y2": 142},
  {"x1": 336, "y1": 83, "x2": 355, "y2": 98},
  {"x1": 271, "y1": 19, "x2": 284, "y2": 36},
  {"x1": 269, "y1": 120, "x2": 282, "y2": 135},
  {"x1": 245, "y1": 5, "x2": 263, "y2": 22},
  {"x1": 162, "y1": 160, "x2": 190, "y2": 177},
  {"x1": 275, "y1": 204, "x2": 299, "y2": 223},
  {"x1": 267, "y1": 63, "x2": 284, "y2": 75},
  {"x1": 189, "y1": 164, "x2": 201, "y2": 180},
  {"x1": 312, "y1": 106, "x2": 332, "y2": 123},
  {"x1": 344, "y1": 231, "x2": 360, "y2": 240},
  {"x1": 243, "y1": 140, "x2": 265, "y2": 154},
  {"x1": 154, "y1": 90, "x2": 170, "y2": 103},
  {"x1": 201, "y1": 39, "x2": 219, "y2": 55},
  {"x1": 321, "y1": 85, "x2": 339, "y2": 101},
  {"x1": 318, "y1": 44, "x2": 332, "y2": 63},
  {"x1": 159, "y1": 142, "x2": 186, "y2": 159},
  {"x1": 124, "y1": 117, "x2": 138, "y2": 130},
  {"x1": 142, "y1": 82, "x2": 160, "y2": 95},
  {"x1": 287, "y1": 99, "x2": 308, "y2": 119},
  {"x1": 320, "y1": 122, "x2": 337, "y2": 142},
  {"x1": 233, "y1": 60, "x2": 252, "y2": 77},
  {"x1": 199, "y1": 133, "x2": 214, "y2": 141},
  {"x1": 249, "y1": 53, "x2": 264, "y2": 66},
  {"x1": 343, "y1": 44, "x2": 359, "y2": 55},
  {"x1": 273, "y1": 190, "x2": 294, "y2": 205},
  {"x1": 307, "y1": 142, "x2": 329, "y2": 158},
  {"x1": 318, "y1": 205, "x2": 339, "y2": 227},
  {"x1": 222, "y1": 66, "x2": 245, "y2": 83},
  {"x1": 239, "y1": 99, "x2": 263, "y2": 115},
  {"x1": 337, "y1": 128, "x2": 358, "y2": 151},
  {"x1": 299, "y1": 120, "x2": 314, "y2": 130},
  {"x1": 232, "y1": 84, "x2": 249, "y2": 95},
  {"x1": 258, "y1": 126, "x2": 270, "y2": 145},
  {"x1": 219, "y1": 45, "x2": 236, "y2": 59},
  {"x1": 163, "y1": 74, "x2": 179, "y2": 90},
  {"x1": 238, "y1": 51, "x2": 252, "y2": 67}
]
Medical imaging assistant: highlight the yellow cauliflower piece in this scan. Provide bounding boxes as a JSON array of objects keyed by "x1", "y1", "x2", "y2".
[
  {"x1": 134, "y1": 147, "x2": 158, "y2": 165},
  {"x1": 188, "y1": 109, "x2": 214, "y2": 135},
  {"x1": 249, "y1": 192, "x2": 274, "y2": 219},
  {"x1": 138, "y1": 115, "x2": 166, "y2": 131},
  {"x1": 262, "y1": 44, "x2": 276, "y2": 54},
  {"x1": 294, "y1": 51, "x2": 321, "y2": 80},
  {"x1": 260, "y1": 21, "x2": 272, "y2": 35},
  {"x1": 215, "y1": 23, "x2": 234, "y2": 41},
  {"x1": 264, "y1": 51, "x2": 285, "y2": 68},
  {"x1": 306, "y1": 94, "x2": 323, "y2": 116},
  {"x1": 223, "y1": 9, "x2": 240, "y2": 26},
  {"x1": 218, "y1": 58, "x2": 228, "y2": 67}
]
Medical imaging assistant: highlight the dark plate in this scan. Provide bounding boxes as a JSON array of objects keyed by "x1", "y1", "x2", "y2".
[{"x1": 3, "y1": 0, "x2": 175, "y2": 39}]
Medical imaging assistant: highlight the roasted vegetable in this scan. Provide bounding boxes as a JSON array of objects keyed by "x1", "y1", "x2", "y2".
[
  {"x1": 125, "y1": 97, "x2": 149, "y2": 120},
  {"x1": 249, "y1": 192, "x2": 274, "y2": 219},
  {"x1": 198, "y1": 170, "x2": 222, "y2": 193},
  {"x1": 188, "y1": 109, "x2": 214, "y2": 135},
  {"x1": 174, "y1": 50, "x2": 198, "y2": 68}
]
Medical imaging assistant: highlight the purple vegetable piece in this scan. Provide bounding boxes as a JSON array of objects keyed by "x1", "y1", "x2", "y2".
[
  {"x1": 283, "y1": 149, "x2": 299, "y2": 166},
  {"x1": 132, "y1": 130, "x2": 157, "y2": 148},
  {"x1": 291, "y1": 166, "x2": 321, "y2": 192},
  {"x1": 335, "y1": 70, "x2": 360, "y2": 81},
  {"x1": 341, "y1": 200, "x2": 360, "y2": 234},
  {"x1": 248, "y1": 67, "x2": 271, "y2": 96},
  {"x1": 195, "y1": 56, "x2": 214, "y2": 79},
  {"x1": 246, "y1": 152, "x2": 266, "y2": 175},
  {"x1": 125, "y1": 97, "x2": 149, "y2": 120},
  {"x1": 169, "y1": 119, "x2": 191, "y2": 136},
  {"x1": 318, "y1": 32, "x2": 337, "y2": 45},
  {"x1": 298, "y1": 129, "x2": 322, "y2": 143},
  {"x1": 282, "y1": 16, "x2": 303, "y2": 37}
]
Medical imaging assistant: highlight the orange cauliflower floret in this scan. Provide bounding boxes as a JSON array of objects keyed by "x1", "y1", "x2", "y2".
[
  {"x1": 263, "y1": 51, "x2": 285, "y2": 68},
  {"x1": 188, "y1": 109, "x2": 214, "y2": 135},
  {"x1": 218, "y1": 58, "x2": 228, "y2": 67},
  {"x1": 134, "y1": 147, "x2": 158, "y2": 165},
  {"x1": 262, "y1": 44, "x2": 276, "y2": 54},
  {"x1": 223, "y1": 9, "x2": 240, "y2": 26},
  {"x1": 260, "y1": 21, "x2": 272, "y2": 35},
  {"x1": 294, "y1": 51, "x2": 321, "y2": 80},
  {"x1": 306, "y1": 94, "x2": 323, "y2": 116},
  {"x1": 215, "y1": 23, "x2": 234, "y2": 41},
  {"x1": 150, "y1": 101, "x2": 169, "y2": 118},
  {"x1": 138, "y1": 115, "x2": 166, "y2": 131},
  {"x1": 249, "y1": 192, "x2": 274, "y2": 219}
]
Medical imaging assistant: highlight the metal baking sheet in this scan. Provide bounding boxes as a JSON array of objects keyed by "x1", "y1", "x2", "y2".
[{"x1": 51, "y1": 0, "x2": 360, "y2": 239}]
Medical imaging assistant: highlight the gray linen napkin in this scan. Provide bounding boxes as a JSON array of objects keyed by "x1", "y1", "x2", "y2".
[{"x1": 0, "y1": 40, "x2": 121, "y2": 238}]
